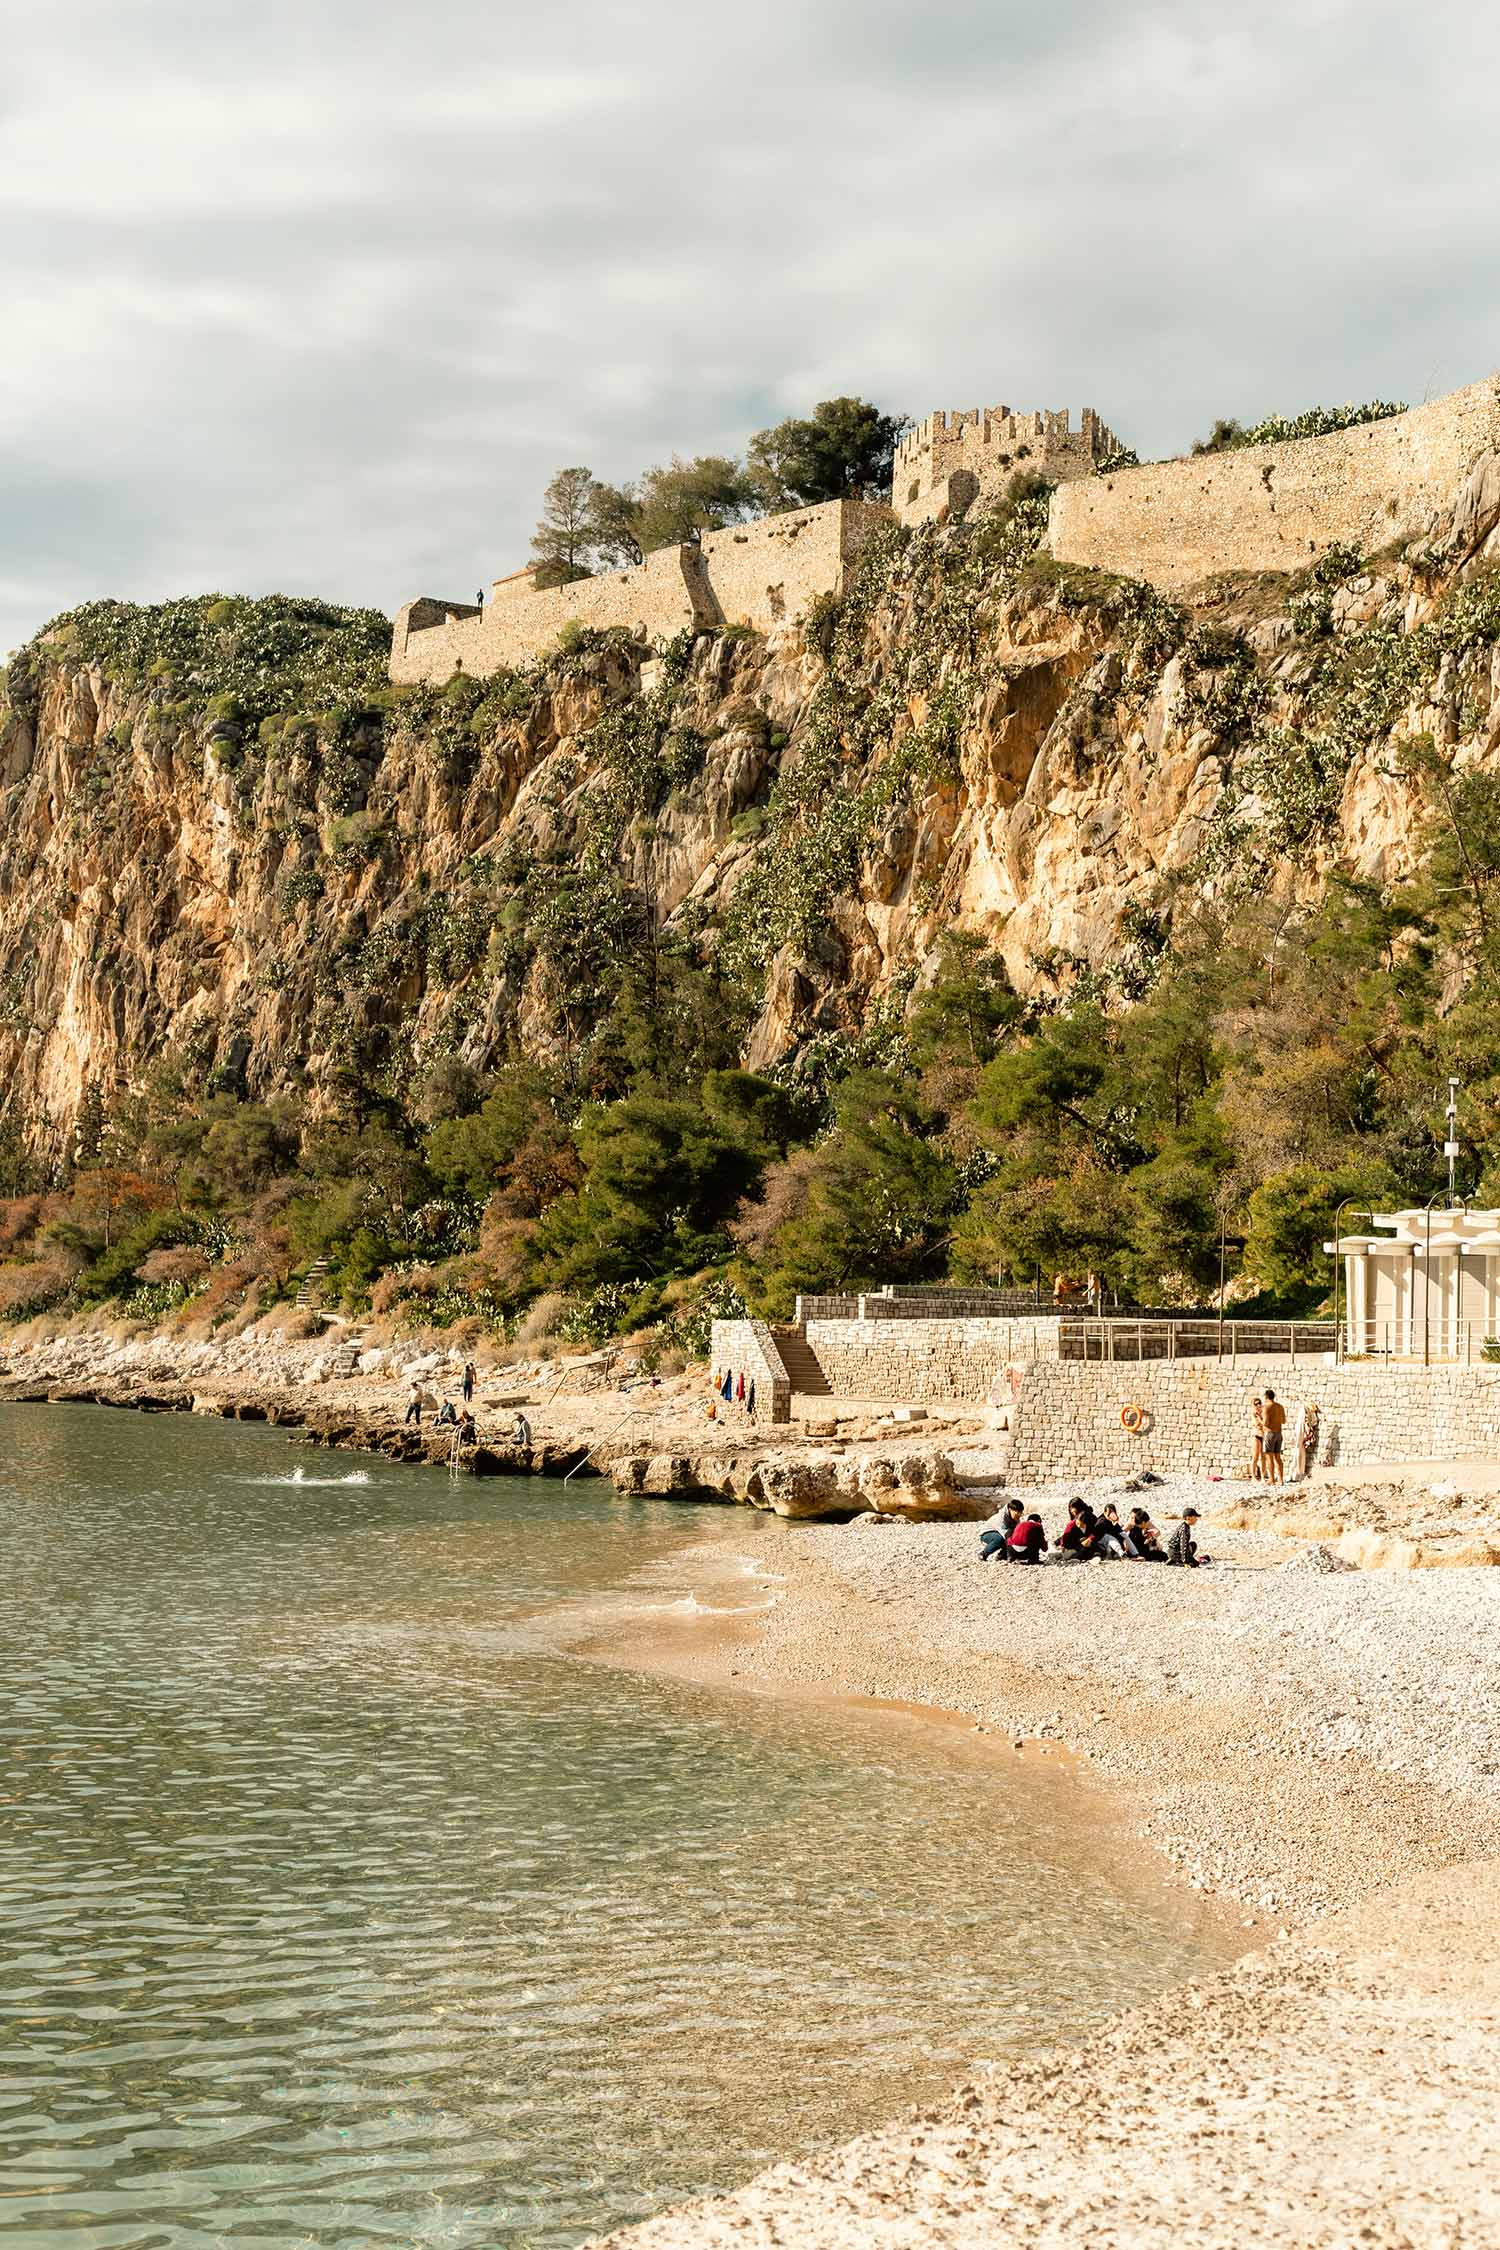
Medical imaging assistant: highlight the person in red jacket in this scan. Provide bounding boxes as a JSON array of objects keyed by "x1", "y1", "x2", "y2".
[{"x1": 1007, "y1": 1512, "x2": 1048, "y2": 1564}]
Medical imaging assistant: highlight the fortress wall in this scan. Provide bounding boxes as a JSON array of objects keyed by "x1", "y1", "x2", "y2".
[
  {"x1": 1049, "y1": 378, "x2": 1500, "y2": 590},
  {"x1": 895, "y1": 406, "x2": 1118, "y2": 527},
  {"x1": 391, "y1": 501, "x2": 880, "y2": 685},
  {"x1": 390, "y1": 548, "x2": 705, "y2": 685},
  {"x1": 698, "y1": 500, "x2": 887, "y2": 631}
]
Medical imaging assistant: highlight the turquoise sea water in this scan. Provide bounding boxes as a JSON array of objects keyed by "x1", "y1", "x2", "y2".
[{"x1": 1, "y1": 1406, "x2": 1230, "y2": 2248}]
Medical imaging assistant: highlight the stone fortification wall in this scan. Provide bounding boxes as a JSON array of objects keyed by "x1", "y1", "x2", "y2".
[
  {"x1": 1007, "y1": 1357, "x2": 1500, "y2": 1481},
  {"x1": 894, "y1": 405, "x2": 1121, "y2": 528},
  {"x1": 1048, "y1": 377, "x2": 1500, "y2": 592},
  {"x1": 390, "y1": 548, "x2": 706, "y2": 686},
  {"x1": 698, "y1": 501, "x2": 886, "y2": 629},
  {"x1": 804, "y1": 1314, "x2": 1063, "y2": 1403},
  {"x1": 710, "y1": 1319, "x2": 792, "y2": 1425},
  {"x1": 391, "y1": 501, "x2": 885, "y2": 686}
]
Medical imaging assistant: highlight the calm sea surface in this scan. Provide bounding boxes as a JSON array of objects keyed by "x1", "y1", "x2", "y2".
[{"x1": 1, "y1": 1405, "x2": 1231, "y2": 2248}]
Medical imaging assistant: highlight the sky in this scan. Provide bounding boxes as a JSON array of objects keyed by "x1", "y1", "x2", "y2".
[{"x1": 3, "y1": 0, "x2": 1499, "y2": 656}]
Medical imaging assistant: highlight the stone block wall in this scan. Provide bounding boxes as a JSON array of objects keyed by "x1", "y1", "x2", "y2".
[
  {"x1": 1006, "y1": 1356, "x2": 1500, "y2": 1480},
  {"x1": 709, "y1": 1319, "x2": 792, "y2": 1425},
  {"x1": 894, "y1": 406, "x2": 1123, "y2": 527},
  {"x1": 1048, "y1": 377, "x2": 1500, "y2": 591},
  {"x1": 390, "y1": 548, "x2": 706, "y2": 685},
  {"x1": 390, "y1": 501, "x2": 885, "y2": 686},
  {"x1": 698, "y1": 501, "x2": 887, "y2": 629},
  {"x1": 803, "y1": 1315, "x2": 1063, "y2": 1403}
]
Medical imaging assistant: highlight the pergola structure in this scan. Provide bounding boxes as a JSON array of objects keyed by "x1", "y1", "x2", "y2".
[{"x1": 1325, "y1": 1206, "x2": 1500, "y2": 1361}]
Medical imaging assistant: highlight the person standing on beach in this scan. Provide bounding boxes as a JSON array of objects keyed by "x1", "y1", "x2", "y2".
[
  {"x1": 1294, "y1": 1399, "x2": 1321, "y2": 1480},
  {"x1": 461, "y1": 1361, "x2": 476, "y2": 1405},
  {"x1": 1250, "y1": 1392, "x2": 1266, "y2": 1479},
  {"x1": 404, "y1": 1381, "x2": 423, "y2": 1428},
  {"x1": 1262, "y1": 1388, "x2": 1287, "y2": 1484}
]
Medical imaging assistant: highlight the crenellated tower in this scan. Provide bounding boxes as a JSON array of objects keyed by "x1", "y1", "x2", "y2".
[{"x1": 892, "y1": 404, "x2": 1126, "y2": 526}]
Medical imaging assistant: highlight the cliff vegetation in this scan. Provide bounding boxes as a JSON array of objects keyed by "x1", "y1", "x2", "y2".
[{"x1": 5, "y1": 458, "x2": 1500, "y2": 1346}]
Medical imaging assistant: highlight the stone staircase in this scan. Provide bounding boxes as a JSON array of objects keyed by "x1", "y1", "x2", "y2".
[
  {"x1": 295, "y1": 1257, "x2": 332, "y2": 1308},
  {"x1": 326, "y1": 1334, "x2": 365, "y2": 1379},
  {"x1": 771, "y1": 1325, "x2": 833, "y2": 1397}
]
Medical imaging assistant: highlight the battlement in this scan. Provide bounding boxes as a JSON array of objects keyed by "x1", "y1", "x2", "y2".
[{"x1": 894, "y1": 403, "x2": 1123, "y2": 526}]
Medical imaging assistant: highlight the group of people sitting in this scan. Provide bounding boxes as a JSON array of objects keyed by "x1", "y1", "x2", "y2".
[{"x1": 979, "y1": 1495, "x2": 1207, "y2": 1568}]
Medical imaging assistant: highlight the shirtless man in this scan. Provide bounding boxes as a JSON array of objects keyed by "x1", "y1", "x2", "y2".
[{"x1": 1261, "y1": 1388, "x2": 1287, "y2": 1485}]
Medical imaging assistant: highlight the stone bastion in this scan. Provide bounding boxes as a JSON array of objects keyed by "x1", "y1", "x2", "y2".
[{"x1": 390, "y1": 377, "x2": 1500, "y2": 684}]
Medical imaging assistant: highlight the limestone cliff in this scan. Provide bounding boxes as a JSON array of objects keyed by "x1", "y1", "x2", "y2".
[{"x1": 3, "y1": 469, "x2": 1500, "y2": 1155}]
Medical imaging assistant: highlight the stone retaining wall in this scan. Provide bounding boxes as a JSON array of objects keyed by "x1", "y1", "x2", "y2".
[
  {"x1": 709, "y1": 1319, "x2": 792, "y2": 1425},
  {"x1": 1008, "y1": 1356, "x2": 1500, "y2": 1479},
  {"x1": 804, "y1": 1315, "x2": 1063, "y2": 1403}
]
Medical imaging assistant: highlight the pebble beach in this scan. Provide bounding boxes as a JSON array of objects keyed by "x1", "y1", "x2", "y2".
[{"x1": 586, "y1": 1471, "x2": 1500, "y2": 2247}]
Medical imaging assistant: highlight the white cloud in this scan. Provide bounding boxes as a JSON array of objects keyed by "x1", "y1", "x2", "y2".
[{"x1": 3, "y1": 0, "x2": 1499, "y2": 654}]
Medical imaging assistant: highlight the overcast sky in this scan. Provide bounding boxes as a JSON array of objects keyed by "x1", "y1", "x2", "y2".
[{"x1": 3, "y1": 0, "x2": 1498, "y2": 655}]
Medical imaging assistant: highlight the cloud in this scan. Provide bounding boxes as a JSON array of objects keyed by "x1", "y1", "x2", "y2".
[{"x1": 3, "y1": 0, "x2": 1498, "y2": 654}]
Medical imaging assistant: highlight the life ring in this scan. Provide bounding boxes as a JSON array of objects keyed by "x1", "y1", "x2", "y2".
[{"x1": 1120, "y1": 1403, "x2": 1146, "y2": 1434}]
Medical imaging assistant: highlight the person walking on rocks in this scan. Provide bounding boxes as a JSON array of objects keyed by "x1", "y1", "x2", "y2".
[
  {"x1": 1262, "y1": 1388, "x2": 1287, "y2": 1484},
  {"x1": 404, "y1": 1381, "x2": 423, "y2": 1428}
]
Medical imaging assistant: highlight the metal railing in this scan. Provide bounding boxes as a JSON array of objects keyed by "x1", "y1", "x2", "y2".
[
  {"x1": 1059, "y1": 1318, "x2": 1337, "y2": 1363},
  {"x1": 1342, "y1": 1317, "x2": 1481, "y2": 1363}
]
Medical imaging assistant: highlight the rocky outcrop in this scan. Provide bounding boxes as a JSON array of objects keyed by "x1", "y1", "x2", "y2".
[
  {"x1": 3, "y1": 502, "x2": 1497, "y2": 1145},
  {"x1": 609, "y1": 1444, "x2": 994, "y2": 1521}
]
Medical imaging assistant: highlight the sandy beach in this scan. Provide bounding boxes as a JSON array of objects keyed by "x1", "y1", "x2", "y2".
[{"x1": 577, "y1": 1478, "x2": 1500, "y2": 2246}]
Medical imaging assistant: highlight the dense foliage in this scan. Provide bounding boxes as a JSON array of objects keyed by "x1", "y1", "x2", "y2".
[{"x1": 5, "y1": 485, "x2": 1500, "y2": 1352}]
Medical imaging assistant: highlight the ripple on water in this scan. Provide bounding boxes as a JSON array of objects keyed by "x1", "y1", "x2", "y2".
[{"x1": 1, "y1": 1405, "x2": 1234, "y2": 2248}]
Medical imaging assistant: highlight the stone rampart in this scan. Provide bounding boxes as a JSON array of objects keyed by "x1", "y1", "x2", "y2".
[
  {"x1": 390, "y1": 547, "x2": 707, "y2": 685},
  {"x1": 1048, "y1": 378, "x2": 1500, "y2": 591},
  {"x1": 390, "y1": 500, "x2": 887, "y2": 685},
  {"x1": 804, "y1": 1314, "x2": 1063, "y2": 1403},
  {"x1": 894, "y1": 405, "x2": 1122, "y2": 527},
  {"x1": 1006, "y1": 1357, "x2": 1500, "y2": 1481}
]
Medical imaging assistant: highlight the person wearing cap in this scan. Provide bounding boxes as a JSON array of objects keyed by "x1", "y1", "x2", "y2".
[{"x1": 1168, "y1": 1509, "x2": 1204, "y2": 1567}]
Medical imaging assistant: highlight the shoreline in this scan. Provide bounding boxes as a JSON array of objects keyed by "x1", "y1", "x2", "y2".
[
  {"x1": 9, "y1": 1351, "x2": 1500, "y2": 2239},
  {"x1": 567, "y1": 1500, "x2": 1500, "y2": 2247}
]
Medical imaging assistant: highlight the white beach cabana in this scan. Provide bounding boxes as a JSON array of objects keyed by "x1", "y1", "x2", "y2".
[{"x1": 1325, "y1": 1206, "x2": 1500, "y2": 1360}]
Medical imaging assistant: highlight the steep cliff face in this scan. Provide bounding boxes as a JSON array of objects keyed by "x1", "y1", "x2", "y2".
[{"x1": 3, "y1": 478, "x2": 1499, "y2": 1155}]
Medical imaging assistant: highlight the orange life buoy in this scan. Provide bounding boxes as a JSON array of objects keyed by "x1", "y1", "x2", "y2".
[{"x1": 1120, "y1": 1403, "x2": 1145, "y2": 1433}]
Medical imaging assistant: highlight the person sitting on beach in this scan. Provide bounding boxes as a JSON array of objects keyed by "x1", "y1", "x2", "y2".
[
  {"x1": 457, "y1": 1408, "x2": 477, "y2": 1445},
  {"x1": 1134, "y1": 1519, "x2": 1168, "y2": 1561},
  {"x1": 1096, "y1": 1503, "x2": 1132, "y2": 1560},
  {"x1": 1168, "y1": 1508, "x2": 1209, "y2": 1567},
  {"x1": 1057, "y1": 1497, "x2": 1102, "y2": 1559},
  {"x1": 435, "y1": 1398, "x2": 458, "y2": 1428},
  {"x1": 1007, "y1": 1511, "x2": 1048, "y2": 1564},
  {"x1": 1123, "y1": 1506, "x2": 1151, "y2": 1556},
  {"x1": 513, "y1": 1410, "x2": 533, "y2": 1449},
  {"x1": 980, "y1": 1499, "x2": 1024, "y2": 1561}
]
